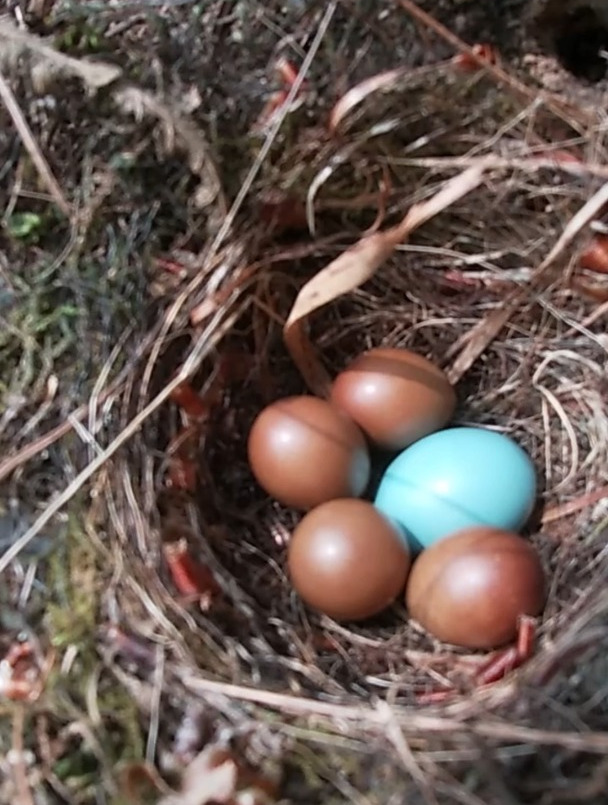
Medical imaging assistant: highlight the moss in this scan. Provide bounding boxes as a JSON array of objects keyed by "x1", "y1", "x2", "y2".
[
  {"x1": 41, "y1": 511, "x2": 145, "y2": 799},
  {"x1": 54, "y1": 20, "x2": 109, "y2": 55},
  {"x1": 45, "y1": 512, "x2": 100, "y2": 651}
]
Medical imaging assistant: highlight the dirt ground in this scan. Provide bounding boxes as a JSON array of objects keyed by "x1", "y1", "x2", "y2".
[{"x1": 1, "y1": 1, "x2": 608, "y2": 804}]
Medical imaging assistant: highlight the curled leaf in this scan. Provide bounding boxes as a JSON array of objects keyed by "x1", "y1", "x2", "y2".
[{"x1": 283, "y1": 164, "x2": 488, "y2": 394}]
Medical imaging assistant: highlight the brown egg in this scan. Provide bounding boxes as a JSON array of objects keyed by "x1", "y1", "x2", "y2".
[
  {"x1": 405, "y1": 527, "x2": 545, "y2": 649},
  {"x1": 248, "y1": 396, "x2": 370, "y2": 510},
  {"x1": 330, "y1": 347, "x2": 456, "y2": 450},
  {"x1": 288, "y1": 499, "x2": 411, "y2": 620}
]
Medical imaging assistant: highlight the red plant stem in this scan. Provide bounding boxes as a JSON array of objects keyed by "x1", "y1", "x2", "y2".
[
  {"x1": 163, "y1": 541, "x2": 220, "y2": 599},
  {"x1": 475, "y1": 647, "x2": 520, "y2": 685},
  {"x1": 169, "y1": 381, "x2": 211, "y2": 420}
]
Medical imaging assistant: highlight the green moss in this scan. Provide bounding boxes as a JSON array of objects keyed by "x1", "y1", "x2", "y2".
[
  {"x1": 54, "y1": 21, "x2": 108, "y2": 55},
  {"x1": 42, "y1": 511, "x2": 145, "y2": 799},
  {"x1": 45, "y1": 512, "x2": 100, "y2": 651}
]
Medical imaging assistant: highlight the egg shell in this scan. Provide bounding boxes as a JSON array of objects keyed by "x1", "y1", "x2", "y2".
[
  {"x1": 248, "y1": 396, "x2": 371, "y2": 510},
  {"x1": 374, "y1": 427, "x2": 536, "y2": 551},
  {"x1": 288, "y1": 498, "x2": 411, "y2": 621},
  {"x1": 405, "y1": 526, "x2": 545, "y2": 649},
  {"x1": 330, "y1": 347, "x2": 456, "y2": 450}
]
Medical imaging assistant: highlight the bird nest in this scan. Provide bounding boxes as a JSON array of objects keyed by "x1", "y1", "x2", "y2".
[
  {"x1": 2, "y1": 2, "x2": 608, "y2": 802},
  {"x1": 110, "y1": 48, "x2": 608, "y2": 805}
]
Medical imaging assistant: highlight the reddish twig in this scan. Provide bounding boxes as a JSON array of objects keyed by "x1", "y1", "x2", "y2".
[
  {"x1": 416, "y1": 618, "x2": 537, "y2": 703},
  {"x1": 163, "y1": 539, "x2": 221, "y2": 610},
  {"x1": 452, "y1": 43, "x2": 498, "y2": 73},
  {"x1": 542, "y1": 485, "x2": 608, "y2": 524}
]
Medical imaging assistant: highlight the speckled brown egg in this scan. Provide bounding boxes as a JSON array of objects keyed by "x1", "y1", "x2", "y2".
[
  {"x1": 288, "y1": 499, "x2": 411, "y2": 620},
  {"x1": 330, "y1": 347, "x2": 456, "y2": 450},
  {"x1": 247, "y1": 396, "x2": 371, "y2": 510},
  {"x1": 405, "y1": 527, "x2": 545, "y2": 649}
]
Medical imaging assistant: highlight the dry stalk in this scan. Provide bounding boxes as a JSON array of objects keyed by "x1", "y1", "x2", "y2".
[
  {"x1": 177, "y1": 670, "x2": 608, "y2": 754},
  {"x1": 284, "y1": 163, "x2": 488, "y2": 394},
  {"x1": 446, "y1": 179, "x2": 608, "y2": 382},
  {"x1": 0, "y1": 70, "x2": 71, "y2": 217}
]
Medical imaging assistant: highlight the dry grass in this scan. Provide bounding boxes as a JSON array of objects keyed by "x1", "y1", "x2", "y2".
[{"x1": 1, "y1": 1, "x2": 608, "y2": 803}]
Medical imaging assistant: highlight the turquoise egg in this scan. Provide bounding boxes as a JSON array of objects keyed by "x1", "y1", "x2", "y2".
[{"x1": 374, "y1": 427, "x2": 536, "y2": 552}]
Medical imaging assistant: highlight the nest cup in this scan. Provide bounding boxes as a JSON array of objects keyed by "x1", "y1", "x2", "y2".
[
  {"x1": 132, "y1": 133, "x2": 608, "y2": 706},
  {"x1": 101, "y1": 7, "x2": 608, "y2": 800}
]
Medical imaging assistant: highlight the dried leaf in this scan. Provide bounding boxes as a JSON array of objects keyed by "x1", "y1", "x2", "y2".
[
  {"x1": 113, "y1": 87, "x2": 224, "y2": 211},
  {"x1": 0, "y1": 19, "x2": 122, "y2": 90},
  {"x1": 157, "y1": 746, "x2": 238, "y2": 805},
  {"x1": 283, "y1": 164, "x2": 488, "y2": 394}
]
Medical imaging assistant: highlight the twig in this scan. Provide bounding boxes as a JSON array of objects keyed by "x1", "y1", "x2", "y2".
[
  {"x1": 542, "y1": 485, "x2": 608, "y2": 524},
  {"x1": 376, "y1": 701, "x2": 439, "y2": 805},
  {"x1": 0, "y1": 305, "x2": 237, "y2": 572},
  {"x1": 0, "y1": 384, "x2": 119, "y2": 483},
  {"x1": 0, "y1": 70, "x2": 71, "y2": 218},
  {"x1": 540, "y1": 181, "x2": 608, "y2": 267},
  {"x1": 177, "y1": 671, "x2": 608, "y2": 754},
  {"x1": 146, "y1": 645, "x2": 165, "y2": 766},
  {"x1": 389, "y1": 154, "x2": 608, "y2": 180}
]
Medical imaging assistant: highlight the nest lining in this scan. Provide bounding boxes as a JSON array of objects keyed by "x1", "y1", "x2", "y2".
[{"x1": 109, "y1": 68, "x2": 608, "y2": 714}]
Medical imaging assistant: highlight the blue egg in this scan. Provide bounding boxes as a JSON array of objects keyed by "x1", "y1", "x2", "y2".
[{"x1": 374, "y1": 427, "x2": 536, "y2": 552}]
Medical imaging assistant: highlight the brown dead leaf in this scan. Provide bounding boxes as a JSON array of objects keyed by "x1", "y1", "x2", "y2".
[{"x1": 283, "y1": 163, "x2": 488, "y2": 394}]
